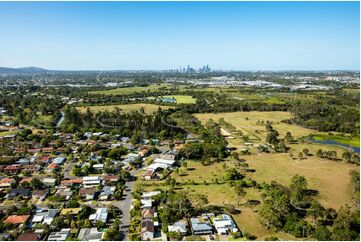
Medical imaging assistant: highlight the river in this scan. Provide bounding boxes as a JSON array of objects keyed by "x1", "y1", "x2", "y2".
[{"x1": 310, "y1": 138, "x2": 360, "y2": 154}]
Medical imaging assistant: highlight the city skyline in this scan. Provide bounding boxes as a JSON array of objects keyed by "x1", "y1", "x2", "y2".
[{"x1": 0, "y1": 1, "x2": 359, "y2": 71}]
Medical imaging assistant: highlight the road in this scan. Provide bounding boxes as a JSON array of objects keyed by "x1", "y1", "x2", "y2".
[
  {"x1": 84, "y1": 168, "x2": 139, "y2": 240},
  {"x1": 117, "y1": 169, "x2": 139, "y2": 240}
]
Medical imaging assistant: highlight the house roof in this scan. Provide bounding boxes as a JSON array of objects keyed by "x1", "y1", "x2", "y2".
[
  {"x1": 16, "y1": 232, "x2": 40, "y2": 241},
  {"x1": 20, "y1": 177, "x2": 33, "y2": 183},
  {"x1": 4, "y1": 215, "x2": 30, "y2": 224},
  {"x1": 79, "y1": 188, "x2": 95, "y2": 196},
  {"x1": 61, "y1": 178, "x2": 83, "y2": 186},
  {"x1": 141, "y1": 220, "x2": 154, "y2": 233},
  {"x1": 0, "y1": 178, "x2": 15, "y2": 184},
  {"x1": 142, "y1": 209, "x2": 154, "y2": 218},
  {"x1": 103, "y1": 175, "x2": 119, "y2": 181},
  {"x1": 47, "y1": 163, "x2": 59, "y2": 169}
]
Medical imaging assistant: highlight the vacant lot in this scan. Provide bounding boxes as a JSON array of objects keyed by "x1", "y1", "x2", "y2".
[
  {"x1": 76, "y1": 103, "x2": 172, "y2": 114},
  {"x1": 244, "y1": 150, "x2": 357, "y2": 210},
  {"x1": 195, "y1": 111, "x2": 317, "y2": 141},
  {"x1": 161, "y1": 95, "x2": 197, "y2": 104}
]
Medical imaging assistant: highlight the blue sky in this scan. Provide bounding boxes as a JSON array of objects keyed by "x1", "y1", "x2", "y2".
[{"x1": 0, "y1": 1, "x2": 359, "y2": 70}]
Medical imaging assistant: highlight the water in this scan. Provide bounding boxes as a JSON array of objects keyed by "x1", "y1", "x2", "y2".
[
  {"x1": 310, "y1": 138, "x2": 360, "y2": 154},
  {"x1": 55, "y1": 111, "x2": 65, "y2": 128}
]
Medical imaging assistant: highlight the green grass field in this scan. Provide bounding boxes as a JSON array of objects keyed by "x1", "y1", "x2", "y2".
[
  {"x1": 161, "y1": 95, "x2": 197, "y2": 104},
  {"x1": 89, "y1": 84, "x2": 171, "y2": 95},
  {"x1": 76, "y1": 103, "x2": 173, "y2": 114}
]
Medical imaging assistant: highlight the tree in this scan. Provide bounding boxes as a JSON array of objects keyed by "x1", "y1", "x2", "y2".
[
  {"x1": 302, "y1": 148, "x2": 309, "y2": 156},
  {"x1": 312, "y1": 226, "x2": 331, "y2": 241},
  {"x1": 298, "y1": 152, "x2": 303, "y2": 160},
  {"x1": 331, "y1": 206, "x2": 360, "y2": 241},
  {"x1": 342, "y1": 152, "x2": 352, "y2": 163},
  {"x1": 289, "y1": 153, "x2": 294, "y2": 160},
  {"x1": 290, "y1": 175, "x2": 308, "y2": 205},
  {"x1": 316, "y1": 149, "x2": 323, "y2": 158},
  {"x1": 235, "y1": 183, "x2": 246, "y2": 205}
]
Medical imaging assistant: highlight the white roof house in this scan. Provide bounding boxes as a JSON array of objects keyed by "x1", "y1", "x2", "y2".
[
  {"x1": 89, "y1": 208, "x2": 108, "y2": 223},
  {"x1": 147, "y1": 163, "x2": 169, "y2": 170},
  {"x1": 83, "y1": 176, "x2": 102, "y2": 187},
  {"x1": 168, "y1": 221, "x2": 187, "y2": 235},
  {"x1": 92, "y1": 164, "x2": 104, "y2": 169},
  {"x1": 78, "y1": 227, "x2": 104, "y2": 241},
  {"x1": 141, "y1": 191, "x2": 161, "y2": 199},
  {"x1": 153, "y1": 158, "x2": 175, "y2": 166},
  {"x1": 48, "y1": 229, "x2": 70, "y2": 241},
  {"x1": 212, "y1": 214, "x2": 238, "y2": 235},
  {"x1": 141, "y1": 199, "x2": 153, "y2": 209}
]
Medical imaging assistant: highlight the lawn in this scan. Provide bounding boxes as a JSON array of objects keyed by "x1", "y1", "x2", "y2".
[
  {"x1": 161, "y1": 95, "x2": 197, "y2": 104},
  {"x1": 76, "y1": 103, "x2": 173, "y2": 114}
]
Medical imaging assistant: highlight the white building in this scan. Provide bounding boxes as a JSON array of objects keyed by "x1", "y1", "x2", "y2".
[
  {"x1": 83, "y1": 176, "x2": 102, "y2": 188},
  {"x1": 89, "y1": 208, "x2": 108, "y2": 223},
  {"x1": 212, "y1": 214, "x2": 238, "y2": 235}
]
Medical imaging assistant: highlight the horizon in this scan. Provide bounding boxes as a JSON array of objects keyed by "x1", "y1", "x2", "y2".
[{"x1": 0, "y1": 1, "x2": 360, "y2": 70}]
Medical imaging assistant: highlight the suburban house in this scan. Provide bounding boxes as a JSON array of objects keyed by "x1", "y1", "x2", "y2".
[
  {"x1": 168, "y1": 221, "x2": 188, "y2": 235},
  {"x1": 7, "y1": 188, "x2": 31, "y2": 199},
  {"x1": 77, "y1": 227, "x2": 104, "y2": 241},
  {"x1": 32, "y1": 189, "x2": 49, "y2": 201},
  {"x1": 4, "y1": 215, "x2": 30, "y2": 225},
  {"x1": 141, "y1": 220, "x2": 154, "y2": 240},
  {"x1": 190, "y1": 217, "x2": 213, "y2": 235},
  {"x1": 31, "y1": 209, "x2": 58, "y2": 226},
  {"x1": 47, "y1": 229, "x2": 70, "y2": 241},
  {"x1": 61, "y1": 178, "x2": 83, "y2": 187},
  {"x1": 144, "y1": 169, "x2": 156, "y2": 180},
  {"x1": 83, "y1": 176, "x2": 102, "y2": 188},
  {"x1": 89, "y1": 208, "x2": 108, "y2": 224},
  {"x1": 99, "y1": 186, "x2": 115, "y2": 201},
  {"x1": 212, "y1": 214, "x2": 238, "y2": 235},
  {"x1": 4, "y1": 164, "x2": 20, "y2": 174},
  {"x1": 79, "y1": 188, "x2": 96, "y2": 200},
  {"x1": 46, "y1": 163, "x2": 60, "y2": 173},
  {"x1": 0, "y1": 178, "x2": 16, "y2": 188},
  {"x1": 103, "y1": 175, "x2": 119, "y2": 185},
  {"x1": 16, "y1": 231, "x2": 42, "y2": 241},
  {"x1": 142, "y1": 209, "x2": 156, "y2": 220},
  {"x1": 43, "y1": 178, "x2": 56, "y2": 186}
]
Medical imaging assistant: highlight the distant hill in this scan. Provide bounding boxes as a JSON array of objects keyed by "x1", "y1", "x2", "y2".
[{"x1": 0, "y1": 66, "x2": 48, "y2": 74}]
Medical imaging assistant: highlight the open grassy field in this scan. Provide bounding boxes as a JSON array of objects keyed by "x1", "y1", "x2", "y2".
[
  {"x1": 195, "y1": 111, "x2": 334, "y2": 141},
  {"x1": 244, "y1": 148, "x2": 357, "y2": 210},
  {"x1": 161, "y1": 95, "x2": 197, "y2": 104},
  {"x1": 89, "y1": 84, "x2": 172, "y2": 95},
  {"x1": 76, "y1": 103, "x2": 173, "y2": 114}
]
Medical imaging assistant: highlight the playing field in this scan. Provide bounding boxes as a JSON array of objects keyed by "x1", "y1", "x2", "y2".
[
  {"x1": 76, "y1": 103, "x2": 173, "y2": 114},
  {"x1": 161, "y1": 95, "x2": 197, "y2": 104}
]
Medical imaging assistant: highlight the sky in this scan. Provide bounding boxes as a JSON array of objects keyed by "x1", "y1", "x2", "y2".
[{"x1": 0, "y1": 1, "x2": 359, "y2": 71}]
